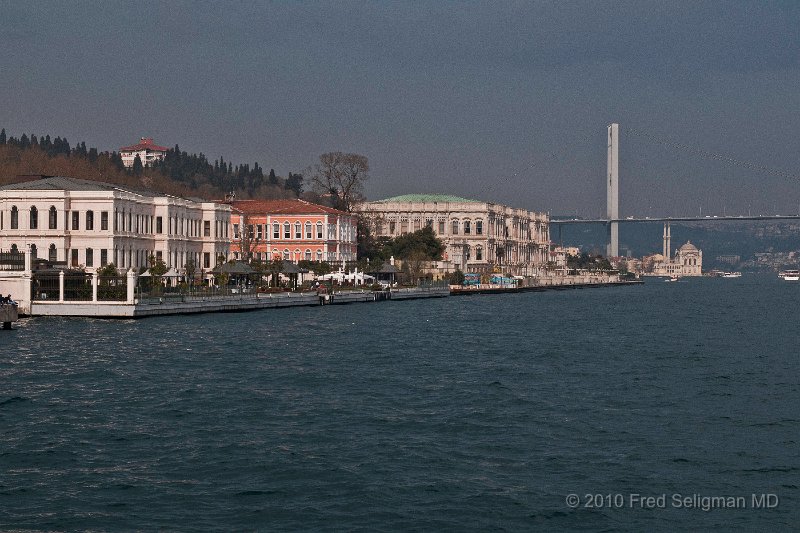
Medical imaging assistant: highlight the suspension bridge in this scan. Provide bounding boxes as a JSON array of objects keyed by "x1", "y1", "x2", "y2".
[{"x1": 551, "y1": 123, "x2": 800, "y2": 256}]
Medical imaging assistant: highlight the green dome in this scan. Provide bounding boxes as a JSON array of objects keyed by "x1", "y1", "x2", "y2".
[{"x1": 377, "y1": 193, "x2": 480, "y2": 203}]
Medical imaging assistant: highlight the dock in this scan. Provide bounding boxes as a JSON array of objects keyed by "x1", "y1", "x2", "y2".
[{"x1": 1, "y1": 303, "x2": 19, "y2": 329}]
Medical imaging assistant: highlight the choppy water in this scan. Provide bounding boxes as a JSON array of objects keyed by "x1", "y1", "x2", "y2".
[{"x1": 1, "y1": 276, "x2": 798, "y2": 531}]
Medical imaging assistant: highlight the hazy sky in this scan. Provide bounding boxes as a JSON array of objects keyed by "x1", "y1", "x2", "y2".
[{"x1": 2, "y1": 1, "x2": 799, "y2": 217}]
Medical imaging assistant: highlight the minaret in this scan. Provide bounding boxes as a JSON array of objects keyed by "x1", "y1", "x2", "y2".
[{"x1": 607, "y1": 123, "x2": 619, "y2": 257}]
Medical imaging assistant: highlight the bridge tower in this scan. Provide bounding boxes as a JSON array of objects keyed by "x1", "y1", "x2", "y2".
[{"x1": 607, "y1": 123, "x2": 620, "y2": 257}]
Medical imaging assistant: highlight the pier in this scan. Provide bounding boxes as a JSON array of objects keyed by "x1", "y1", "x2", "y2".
[{"x1": 1, "y1": 303, "x2": 18, "y2": 329}]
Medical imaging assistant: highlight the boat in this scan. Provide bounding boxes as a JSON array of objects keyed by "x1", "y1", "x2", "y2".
[
  {"x1": 666, "y1": 275, "x2": 680, "y2": 282},
  {"x1": 722, "y1": 272, "x2": 742, "y2": 278},
  {"x1": 779, "y1": 270, "x2": 800, "y2": 281}
]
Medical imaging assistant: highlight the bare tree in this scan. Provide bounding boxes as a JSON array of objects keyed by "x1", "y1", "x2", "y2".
[{"x1": 309, "y1": 152, "x2": 369, "y2": 212}]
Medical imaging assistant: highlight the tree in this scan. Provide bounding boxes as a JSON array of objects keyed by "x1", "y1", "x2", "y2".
[
  {"x1": 184, "y1": 260, "x2": 197, "y2": 285},
  {"x1": 0, "y1": 128, "x2": 5, "y2": 145},
  {"x1": 148, "y1": 254, "x2": 168, "y2": 293},
  {"x1": 389, "y1": 225, "x2": 445, "y2": 261},
  {"x1": 132, "y1": 154, "x2": 144, "y2": 175},
  {"x1": 285, "y1": 172, "x2": 303, "y2": 196},
  {"x1": 309, "y1": 152, "x2": 369, "y2": 211},
  {"x1": 268, "y1": 168, "x2": 278, "y2": 185}
]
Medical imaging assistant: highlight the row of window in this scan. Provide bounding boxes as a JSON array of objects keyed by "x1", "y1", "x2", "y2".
[
  {"x1": 1, "y1": 206, "x2": 228, "y2": 239},
  {"x1": 384, "y1": 219, "x2": 485, "y2": 236},
  {"x1": 233, "y1": 222, "x2": 347, "y2": 241}
]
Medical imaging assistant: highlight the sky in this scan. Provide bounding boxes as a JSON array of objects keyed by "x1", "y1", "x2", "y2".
[{"x1": 2, "y1": 1, "x2": 800, "y2": 217}]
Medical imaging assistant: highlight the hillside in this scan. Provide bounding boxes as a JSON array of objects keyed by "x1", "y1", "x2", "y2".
[{"x1": 0, "y1": 129, "x2": 305, "y2": 202}]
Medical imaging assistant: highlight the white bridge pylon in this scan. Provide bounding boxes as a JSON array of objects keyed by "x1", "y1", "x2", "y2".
[{"x1": 607, "y1": 123, "x2": 619, "y2": 257}]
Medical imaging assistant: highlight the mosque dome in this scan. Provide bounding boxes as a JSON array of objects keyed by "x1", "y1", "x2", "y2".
[{"x1": 678, "y1": 241, "x2": 699, "y2": 253}]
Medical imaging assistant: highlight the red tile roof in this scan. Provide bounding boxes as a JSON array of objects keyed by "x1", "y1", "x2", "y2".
[
  {"x1": 120, "y1": 137, "x2": 169, "y2": 152},
  {"x1": 228, "y1": 199, "x2": 350, "y2": 217}
]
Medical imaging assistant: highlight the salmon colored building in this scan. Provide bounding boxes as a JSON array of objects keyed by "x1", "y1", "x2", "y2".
[{"x1": 227, "y1": 199, "x2": 357, "y2": 263}]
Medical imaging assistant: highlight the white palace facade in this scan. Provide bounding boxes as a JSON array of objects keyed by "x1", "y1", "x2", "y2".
[
  {"x1": 359, "y1": 194, "x2": 550, "y2": 275},
  {"x1": 0, "y1": 176, "x2": 231, "y2": 273}
]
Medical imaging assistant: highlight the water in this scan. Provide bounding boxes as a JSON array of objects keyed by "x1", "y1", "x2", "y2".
[{"x1": 1, "y1": 276, "x2": 798, "y2": 531}]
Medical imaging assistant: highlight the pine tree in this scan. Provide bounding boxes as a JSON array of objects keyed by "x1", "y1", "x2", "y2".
[
  {"x1": 268, "y1": 168, "x2": 278, "y2": 185},
  {"x1": 132, "y1": 154, "x2": 144, "y2": 175},
  {"x1": 0, "y1": 128, "x2": 6, "y2": 145}
]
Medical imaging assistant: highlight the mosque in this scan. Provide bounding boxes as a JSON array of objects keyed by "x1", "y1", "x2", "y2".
[{"x1": 647, "y1": 223, "x2": 703, "y2": 276}]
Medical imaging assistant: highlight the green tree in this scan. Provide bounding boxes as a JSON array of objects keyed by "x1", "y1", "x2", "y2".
[
  {"x1": 148, "y1": 254, "x2": 168, "y2": 293},
  {"x1": 389, "y1": 225, "x2": 445, "y2": 260},
  {"x1": 0, "y1": 128, "x2": 7, "y2": 144},
  {"x1": 285, "y1": 172, "x2": 303, "y2": 196},
  {"x1": 132, "y1": 154, "x2": 144, "y2": 175}
]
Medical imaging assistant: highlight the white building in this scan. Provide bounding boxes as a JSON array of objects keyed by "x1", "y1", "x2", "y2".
[
  {"x1": 0, "y1": 176, "x2": 230, "y2": 274},
  {"x1": 359, "y1": 194, "x2": 550, "y2": 275},
  {"x1": 648, "y1": 224, "x2": 703, "y2": 276},
  {"x1": 119, "y1": 137, "x2": 168, "y2": 168}
]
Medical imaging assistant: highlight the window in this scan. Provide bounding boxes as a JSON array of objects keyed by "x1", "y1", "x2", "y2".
[
  {"x1": 86, "y1": 211, "x2": 94, "y2": 231},
  {"x1": 316, "y1": 222, "x2": 323, "y2": 239},
  {"x1": 101, "y1": 249, "x2": 108, "y2": 266},
  {"x1": 30, "y1": 244, "x2": 37, "y2": 259},
  {"x1": 49, "y1": 244, "x2": 57, "y2": 262},
  {"x1": 204, "y1": 252, "x2": 211, "y2": 268},
  {"x1": 10, "y1": 206, "x2": 18, "y2": 229},
  {"x1": 401, "y1": 220, "x2": 408, "y2": 233},
  {"x1": 49, "y1": 206, "x2": 57, "y2": 229},
  {"x1": 72, "y1": 211, "x2": 79, "y2": 230},
  {"x1": 101, "y1": 211, "x2": 108, "y2": 230},
  {"x1": 284, "y1": 222, "x2": 290, "y2": 239},
  {"x1": 316, "y1": 250, "x2": 323, "y2": 261},
  {"x1": 463, "y1": 220, "x2": 471, "y2": 234},
  {"x1": 248, "y1": 224, "x2": 255, "y2": 239},
  {"x1": 452, "y1": 220, "x2": 459, "y2": 235},
  {"x1": 476, "y1": 220, "x2": 483, "y2": 235},
  {"x1": 233, "y1": 224, "x2": 240, "y2": 239},
  {"x1": 256, "y1": 224, "x2": 262, "y2": 240},
  {"x1": 476, "y1": 246, "x2": 483, "y2": 261},
  {"x1": 305, "y1": 222, "x2": 312, "y2": 239},
  {"x1": 389, "y1": 221, "x2": 396, "y2": 234},
  {"x1": 86, "y1": 248, "x2": 94, "y2": 267},
  {"x1": 156, "y1": 216, "x2": 163, "y2": 233},
  {"x1": 305, "y1": 249, "x2": 312, "y2": 260},
  {"x1": 71, "y1": 249, "x2": 79, "y2": 267},
  {"x1": 30, "y1": 206, "x2": 38, "y2": 230},
  {"x1": 273, "y1": 223, "x2": 280, "y2": 239},
  {"x1": 295, "y1": 222, "x2": 301, "y2": 239},
  {"x1": 283, "y1": 249, "x2": 290, "y2": 260}
]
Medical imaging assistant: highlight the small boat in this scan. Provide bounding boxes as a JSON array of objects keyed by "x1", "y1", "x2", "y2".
[
  {"x1": 779, "y1": 270, "x2": 800, "y2": 281},
  {"x1": 722, "y1": 272, "x2": 742, "y2": 278},
  {"x1": 666, "y1": 275, "x2": 680, "y2": 282}
]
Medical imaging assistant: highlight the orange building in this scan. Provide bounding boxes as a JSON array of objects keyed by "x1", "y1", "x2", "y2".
[{"x1": 228, "y1": 199, "x2": 357, "y2": 263}]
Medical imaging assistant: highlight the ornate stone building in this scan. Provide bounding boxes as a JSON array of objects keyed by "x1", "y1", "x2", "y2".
[
  {"x1": 0, "y1": 176, "x2": 230, "y2": 273},
  {"x1": 648, "y1": 224, "x2": 703, "y2": 276},
  {"x1": 359, "y1": 194, "x2": 550, "y2": 275}
]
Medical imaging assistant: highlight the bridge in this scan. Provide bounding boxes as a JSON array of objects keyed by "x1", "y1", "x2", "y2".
[{"x1": 550, "y1": 124, "x2": 800, "y2": 256}]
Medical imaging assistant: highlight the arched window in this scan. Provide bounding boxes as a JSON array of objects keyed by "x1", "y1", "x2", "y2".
[
  {"x1": 463, "y1": 220, "x2": 471, "y2": 234},
  {"x1": 49, "y1": 244, "x2": 57, "y2": 262},
  {"x1": 283, "y1": 249, "x2": 290, "y2": 260},
  {"x1": 294, "y1": 222, "x2": 301, "y2": 239},
  {"x1": 451, "y1": 219, "x2": 459, "y2": 235},
  {"x1": 305, "y1": 222, "x2": 312, "y2": 239},
  {"x1": 49, "y1": 206, "x2": 57, "y2": 229},
  {"x1": 475, "y1": 246, "x2": 483, "y2": 261},
  {"x1": 283, "y1": 222, "x2": 291, "y2": 239},
  {"x1": 11, "y1": 244, "x2": 18, "y2": 252},
  {"x1": 30, "y1": 244, "x2": 37, "y2": 258},
  {"x1": 11, "y1": 206, "x2": 18, "y2": 229},
  {"x1": 475, "y1": 220, "x2": 483, "y2": 235},
  {"x1": 316, "y1": 222, "x2": 323, "y2": 239},
  {"x1": 29, "y1": 206, "x2": 38, "y2": 229},
  {"x1": 305, "y1": 249, "x2": 312, "y2": 261},
  {"x1": 294, "y1": 249, "x2": 301, "y2": 261},
  {"x1": 316, "y1": 250, "x2": 323, "y2": 261}
]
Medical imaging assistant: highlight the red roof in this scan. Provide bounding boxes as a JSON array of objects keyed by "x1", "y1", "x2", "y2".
[
  {"x1": 120, "y1": 137, "x2": 169, "y2": 152},
  {"x1": 228, "y1": 199, "x2": 350, "y2": 217}
]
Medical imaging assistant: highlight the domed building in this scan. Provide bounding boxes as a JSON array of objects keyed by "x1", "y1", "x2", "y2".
[{"x1": 674, "y1": 241, "x2": 702, "y2": 276}]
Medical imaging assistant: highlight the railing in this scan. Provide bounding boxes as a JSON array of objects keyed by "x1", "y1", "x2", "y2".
[
  {"x1": 31, "y1": 273, "x2": 60, "y2": 301},
  {"x1": 0, "y1": 251, "x2": 25, "y2": 271},
  {"x1": 98, "y1": 276, "x2": 127, "y2": 301}
]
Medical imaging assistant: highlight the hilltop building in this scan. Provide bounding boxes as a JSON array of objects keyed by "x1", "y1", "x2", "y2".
[
  {"x1": 120, "y1": 137, "x2": 168, "y2": 168},
  {"x1": 358, "y1": 194, "x2": 550, "y2": 275},
  {"x1": 227, "y1": 199, "x2": 357, "y2": 263},
  {"x1": 0, "y1": 176, "x2": 230, "y2": 273}
]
